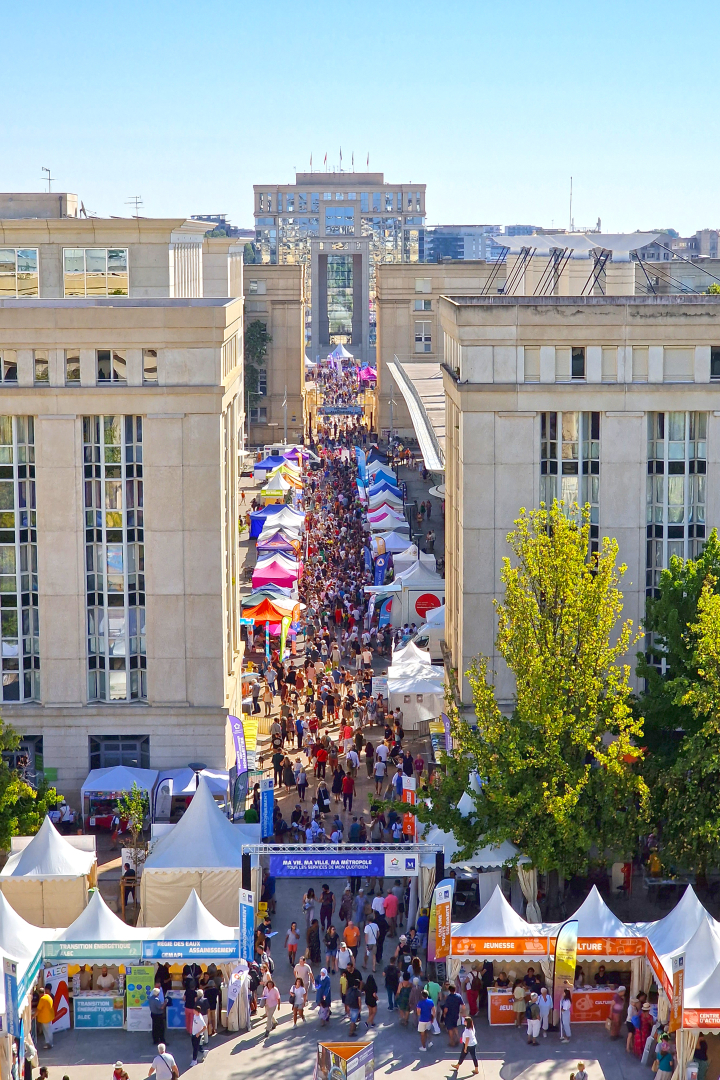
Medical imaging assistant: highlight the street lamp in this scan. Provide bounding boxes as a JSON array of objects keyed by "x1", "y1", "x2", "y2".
[{"x1": 188, "y1": 761, "x2": 207, "y2": 791}]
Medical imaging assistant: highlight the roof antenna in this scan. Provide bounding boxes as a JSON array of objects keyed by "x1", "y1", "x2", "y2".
[
  {"x1": 569, "y1": 176, "x2": 573, "y2": 232},
  {"x1": 126, "y1": 195, "x2": 144, "y2": 218},
  {"x1": 41, "y1": 167, "x2": 55, "y2": 193}
]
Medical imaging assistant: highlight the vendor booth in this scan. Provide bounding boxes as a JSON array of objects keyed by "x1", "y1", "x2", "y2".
[
  {"x1": 0, "y1": 816, "x2": 97, "y2": 926},
  {"x1": 140, "y1": 778, "x2": 260, "y2": 927},
  {"x1": 371, "y1": 531, "x2": 414, "y2": 555},
  {"x1": 47, "y1": 890, "x2": 148, "y2": 1031},
  {"x1": 387, "y1": 671, "x2": 445, "y2": 728},
  {"x1": 80, "y1": 766, "x2": 158, "y2": 830},
  {"x1": 249, "y1": 504, "x2": 305, "y2": 538},
  {"x1": 0, "y1": 889, "x2": 54, "y2": 1041},
  {"x1": 256, "y1": 529, "x2": 301, "y2": 555},
  {"x1": 152, "y1": 768, "x2": 230, "y2": 822}
]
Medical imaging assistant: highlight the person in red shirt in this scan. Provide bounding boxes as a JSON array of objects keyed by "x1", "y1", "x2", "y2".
[
  {"x1": 342, "y1": 773, "x2": 355, "y2": 812},
  {"x1": 316, "y1": 745, "x2": 328, "y2": 778}
]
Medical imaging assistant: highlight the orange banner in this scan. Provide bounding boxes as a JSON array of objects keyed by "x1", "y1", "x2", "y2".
[
  {"x1": 435, "y1": 883, "x2": 453, "y2": 960},
  {"x1": 452, "y1": 936, "x2": 548, "y2": 957},
  {"x1": 548, "y1": 936, "x2": 645, "y2": 958},
  {"x1": 488, "y1": 991, "x2": 516, "y2": 1024},
  {"x1": 571, "y1": 989, "x2": 616, "y2": 1022},
  {"x1": 669, "y1": 954, "x2": 684, "y2": 1033}
]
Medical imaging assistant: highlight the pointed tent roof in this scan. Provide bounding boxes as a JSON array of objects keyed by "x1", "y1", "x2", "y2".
[
  {"x1": 392, "y1": 641, "x2": 433, "y2": 668},
  {"x1": 369, "y1": 494, "x2": 403, "y2": 512},
  {"x1": 563, "y1": 885, "x2": 635, "y2": 939},
  {"x1": 1, "y1": 816, "x2": 95, "y2": 879},
  {"x1": 367, "y1": 449, "x2": 388, "y2": 464},
  {"x1": 254, "y1": 455, "x2": 287, "y2": 472},
  {"x1": 453, "y1": 884, "x2": 540, "y2": 938},
  {"x1": 143, "y1": 777, "x2": 260, "y2": 871},
  {"x1": 256, "y1": 531, "x2": 301, "y2": 554},
  {"x1": 0, "y1": 888, "x2": 53, "y2": 963},
  {"x1": 372, "y1": 531, "x2": 414, "y2": 554},
  {"x1": 642, "y1": 884, "x2": 712, "y2": 959},
  {"x1": 59, "y1": 888, "x2": 146, "y2": 941},
  {"x1": 369, "y1": 480, "x2": 403, "y2": 498},
  {"x1": 679, "y1": 917, "x2": 720, "y2": 991},
  {"x1": 158, "y1": 889, "x2": 236, "y2": 939},
  {"x1": 330, "y1": 343, "x2": 353, "y2": 359},
  {"x1": 426, "y1": 827, "x2": 525, "y2": 869}
]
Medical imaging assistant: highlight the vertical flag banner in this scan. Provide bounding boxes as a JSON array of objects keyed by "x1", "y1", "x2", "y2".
[
  {"x1": 280, "y1": 615, "x2": 291, "y2": 659},
  {"x1": 239, "y1": 889, "x2": 255, "y2": 961},
  {"x1": 552, "y1": 919, "x2": 579, "y2": 1017},
  {"x1": 441, "y1": 712, "x2": 452, "y2": 753},
  {"x1": 669, "y1": 953, "x2": 685, "y2": 1032},
  {"x1": 355, "y1": 447, "x2": 367, "y2": 483},
  {"x1": 378, "y1": 597, "x2": 393, "y2": 627},
  {"x1": 374, "y1": 554, "x2": 388, "y2": 586},
  {"x1": 401, "y1": 775, "x2": 417, "y2": 837},
  {"x1": 364, "y1": 547, "x2": 372, "y2": 574},
  {"x1": 265, "y1": 620, "x2": 271, "y2": 658},
  {"x1": 430, "y1": 879, "x2": 454, "y2": 962},
  {"x1": 230, "y1": 716, "x2": 248, "y2": 774},
  {"x1": 3, "y1": 957, "x2": 19, "y2": 1036},
  {"x1": 260, "y1": 777, "x2": 275, "y2": 839}
]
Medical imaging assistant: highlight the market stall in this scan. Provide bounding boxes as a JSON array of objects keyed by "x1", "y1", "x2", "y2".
[
  {"x1": 47, "y1": 890, "x2": 149, "y2": 1030},
  {"x1": 80, "y1": 766, "x2": 158, "y2": 830},
  {"x1": 139, "y1": 777, "x2": 260, "y2": 926},
  {"x1": 0, "y1": 816, "x2": 97, "y2": 926},
  {"x1": 152, "y1": 768, "x2": 230, "y2": 821},
  {"x1": 0, "y1": 888, "x2": 55, "y2": 1041}
]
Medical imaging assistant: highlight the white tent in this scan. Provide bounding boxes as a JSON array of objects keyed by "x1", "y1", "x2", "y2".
[
  {"x1": 451, "y1": 884, "x2": 543, "y2": 960},
  {"x1": 641, "y1": 884, "x2": 712, "y2": 966},
  {"x1": 387, "y1": 671, "x2": 445, "y2": 727},
  {"x1": 548, "y1": 885, "x2": 639, "y2": 944},
  {"x1": 0, "y1": 889, "x2": 57, "y2": 1006},
  {"x1": 391, "y1": 641, "x2": 433, "y2": 668},
  {"x1": 81, "y1": 766, "x2": 158, "y2": 820},
  {"x1": 372, "y1": 531, "x2": 414, "y2": 554},
  {"x1": 426, "y1": 826, "x2": 526, "y2": 869},
  {"x1": 368, "y1": 492, "x2": 403, "y2": 511},
  {"x1": 0, "y1": 816, "x2": 97, "y2": 926},
  {"x1": 158, "y1": 889, "x2": 237, "y2": 941},
  {"x1": 329, "y1": 344, "x2": 353, "y2": 360},
  {"x1": 58, "y1": 888, "x2": 147, "y2": 942},
  {"x1": 263, "y1": 506, "x2": 305, "y2": 532},
  {"x1": 140, "y1": 777, "x2": 261, "y2": 926},
  {"x1": 393, "y1": 547, "x2": 436, "y2": 574},
  {"x1": 153, "y1": 768, "x2": 230, "y2": 820}
]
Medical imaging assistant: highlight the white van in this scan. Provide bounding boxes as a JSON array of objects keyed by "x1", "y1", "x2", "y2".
[{"x1": 409, "y1": 604, "x2": 445, "y2": 663}]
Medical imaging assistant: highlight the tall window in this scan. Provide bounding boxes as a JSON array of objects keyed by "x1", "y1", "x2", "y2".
[
  {"x1": 0, "y1": 352, "x2": 17, "y2": 383},
  {"x1": 540, "y1": 412, "x2": 600, "y2": 550},
  {"x1": 373, "y1": 193, "x2": 381, "y2": 211},
  {"x1": 571, "y1": 346, "x2": 586, "y2": 379},
  {"x1": 311, "y1": 193, "x2": 319, "y2": 213},
  {"x1": 325, "y1": 208, "x2": 354, "y2": 235},
  {"x1": 414, "y1": 321, "x2": 431, "y2": 353},
  {"x1": 711, "y1": 346, "x2": 720, "y2": 380},
  {"x1": 89, "y1": 734, "x2": 149, "y2": 770},
  {"x1": 361, "y1": 193, "x2": 369, "y2": 212},
  {"x1": 142, "y1": 349, "x2": 158, "y2": 383},
  {"x1": 0, "y1": 249, "x2": 39, "y2": 297},
  {"x1": 63, "y1": 249, "x2": 128, "y2": 297},
  {"x1": 327, "y1": 255, "x2": 353, "y2": 337},
  {"x1": 646, "y1": 412, "x2": 707, "y2": 597},
  {"x1": 298, "y1": 193, "x2": 307, "y2": 211},
  {"x1": 33, "y1": 351, "x2": 49, "y2": 384},
  {"x1": 83, "y1": 416, "x2": 146, "y2": 702},
  {"x1": 65, "y1": 350, "x2": 81, "y2": 384},
  {"x1": 0, "y1": 417, "x2": 39, "y2": 702},
  {"x1": 97, "y1": 350, "x2": 127, "y2": 384}
]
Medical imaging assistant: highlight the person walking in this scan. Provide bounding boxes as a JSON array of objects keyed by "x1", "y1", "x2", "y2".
[
  {"x1": 364, "y1": 973, "x2": 378, "y2": 1028},
  {"x1": 147, "y1": 1043, "x2": 179, "y2": 1079},
  {"x1": 363, "y1": 917, "x2": 379, "y2": 971},
  {"x1": 443, "y1": 983, "x2": 464, "y2": 1047},
  {"x1": 285, "y1": 922, "x2": 300, "y2": 966},
  {"x1": 450, "y1": 1017, "x2": 479, "y2": 1075},
  {"x1": 149, "y1": 987, "x2": 167, "y2": 1046},
  {"x1": 189, "y1": 1004, "x2": 207, "y2": 1067},
  {"x1": 416, "y1": 990, "x2": 435, "y2": 1052},
  {"x1": 291, "y1": 977, "x2": 307, "y2": 1025},
  {"x1": 559, "y1": 987, "x2": 572, "y2": 1042},
  {"x1": 261, "y1": 979, "x2": 281, "y2": 1039},
  {"x1": 302, "y1": 887, "x2": 316, "y2": 928},
  {"x1": 36, "y1": 984, "x2": 56, "y2": 1048},
  {"x1": 537, "y1": 986, "x2": 552, "y2": 1038},
  {"x1": 384, "y1": 958, "x2": 400, "y2": 1011},
  {"x1": 527, "y1": 992, "x2": 541, "y2": 1045}
]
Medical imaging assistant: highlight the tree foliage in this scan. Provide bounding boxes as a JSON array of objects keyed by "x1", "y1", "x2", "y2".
[
  {"x1": 637, "y1": 529, "x2": 720, "y2": 761},
  {"x1": 655, "y1": 580, "x2": 720, "y2": 874},
  {"x1": 423, "y1": 502, "x2": 647, "y2": 878},
  {"x1": 117, "y1": 782, "x2": 146, "y2": 848},
  {"x1": 0, "y1": 719, "x2": 59, "y2": 852},
  {"x1": 244, "y1": 319, "x2": 272, "y2": 398}
]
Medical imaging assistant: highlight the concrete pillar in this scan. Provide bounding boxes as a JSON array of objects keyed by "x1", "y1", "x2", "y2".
[{"x1": 605, "y1": 262, "x2": 636, "y2": 295}]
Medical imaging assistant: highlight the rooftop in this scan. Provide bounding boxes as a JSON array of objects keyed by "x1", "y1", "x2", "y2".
[{"x1": 443, "y1": 293, "x2": 720, "y2": 307}]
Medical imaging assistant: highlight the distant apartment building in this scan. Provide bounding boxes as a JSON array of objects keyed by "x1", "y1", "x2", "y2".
[
  {"x1": 0, "y1": 194, "x2": 245, "y2": 801},
  {"x1": 251, "y1": 172, "x2": 426, "y2": 365}
]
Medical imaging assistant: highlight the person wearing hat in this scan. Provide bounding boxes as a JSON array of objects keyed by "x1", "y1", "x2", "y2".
[
  {"x1": 526, "y1": 991, "x2": 541, "y2": 1045},
  {"x1": 608, "y1": 984, "x2": 626, "y2": 1039},
  {"x1": 635, "y1": 1000, "x2": 653, "y2": 1058},
  {"x1": 113, "y1": 1064, "x2": 128, "y2": 1080},
  {"x1": 149, "y1": 986, "x2": 167, "y2": 1045}
]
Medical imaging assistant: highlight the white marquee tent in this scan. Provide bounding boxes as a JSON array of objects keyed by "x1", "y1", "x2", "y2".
[
  {"x1": 58, "y1": 888, "x2": 147, "y2": 943},
  {"x1": 140, "y1": 778, "x2": 260, "y2": 927},
  {"x1": 157, "y1": 889, "x2": 237, "y2": 941},
  {"x1": 0, "y1": 816, "x2": 97, "y2": 926}
]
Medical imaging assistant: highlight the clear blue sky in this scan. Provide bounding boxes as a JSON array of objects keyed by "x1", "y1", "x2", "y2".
[{"x1": 3, "y1": 0, "x2": 718, "y2": 234}]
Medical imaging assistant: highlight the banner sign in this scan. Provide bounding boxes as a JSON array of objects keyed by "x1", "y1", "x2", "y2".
[
  {"x1": 553, "y1": 919, "x2": 579, "y2": 1016},
  {"x1": 143, "y1": 940, "x2": 240, "y2": 961},
  {"x1": 318, "y1": 406, "x2": 363, "y2": 416},
  {"x1": 269, "y1": 852, "x2": 419, "y2": 878},
  {"x1": 364, "y1": 547, "x2": 372, "y2": 573},
  {"x1": 261, "y1": 777, "x2": 275, "y2": 839},
  {"x1": 378, "y1": 597, "x2": 393, "y2": 628},
  {"x1": 18, "y1": 948, "x2": 43, "y2": 1008},
  {"x1": 355, "y1": 447, "x2": 367, "y2": 483},
  {"x1": 230, "y1": 715, "x2": 248, "y2": 775},
  {"x1": 126, "y1": 966, "x2": 155, "y2": 1009},
  {"x1": 3, "y1": 957, "x2": 19, "y2": 1036},
  {"x1": 372, "y1": 676, "x2": 388, "y2": 700},
  {"x1": 43, "y1": 941, "x2": 143, "y2": 961},
  {"x1": 441, "y1": 712, "x2": 452, "y2": 753},
  {"x1": 73, "y1": 995, "x2": 125, "y2": 1028},
  {"x1": 43, "y1": 962, "x2": 70, "y2": 1031},
  {"x1": 433, "y1": 880, "x2": 454, "y2": 961},
  {"x1": 374, "y1": 554, "x2": 389, "y2": 586},
  {"x1": 239, "y1": 889, "x2": 255, "y2": 962},
  {"x1": 451, "y1": 934, "x2": 548, "y2": 957},
  {"x1": 669, "y1": 953, "x2": 684, "y2": 1032}
]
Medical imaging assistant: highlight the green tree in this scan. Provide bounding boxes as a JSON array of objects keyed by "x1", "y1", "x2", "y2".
[
  {"x1": 656, "y1": 581, "x2": 720, "y2": 875},
  {"x1": 707, "y1": 283, "x2": 720, "y2": 294},
  {"x1": 0, "y1": 719, "x2": 58, "y2": 851},
  {"x1": 637, "y1": 530, "x2": 720, "y2": 761},
  {"x1": 423, "y1": 502, "x2": 647, "y2": 883},
  {"x1": 244, "y1": 318, "x2": 272, "y2": 401},
  {"x1": 117, "y1": 781, "x2": 148, "y2": 916}
]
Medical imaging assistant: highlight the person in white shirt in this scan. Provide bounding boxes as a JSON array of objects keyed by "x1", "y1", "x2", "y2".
[
  {"x1": 375, "y1": 743, "x2": 389, "y2": 763},
  {"x1": 338, "y1": 942, "x2": 352, "y2": 971},
  {"x1": 147, "y1": 1043, "x2": 178, "y2": 1079},
  {"x1": 451, "y1": 1017, "x2": 478, "y2": 1074},
  {"x1": 294, "y1": 957, "x2": 314, "y2": 993},
  {"x1": 537, "y1": 986, "x2": 552, "y2": 1037},
  {"x1": 190, "y1": 1005, "x2": 207, "y2": 1066},
  {"x1": 371, "y1": 892, "x2": 386, "y2": 917},
  {"x1": 363, "y1": 919, "x2": 379, "y2": 971},
  {"x1": 96, "y1": 965, "x2": 117, "y2": 991},
  {"x1": 346, "y1": 748, "x2": 359, "y2": 777}
]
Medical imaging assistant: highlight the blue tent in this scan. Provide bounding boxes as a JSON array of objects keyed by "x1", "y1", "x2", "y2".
[
  {"x1": 254, "y1": 455, "x2": 287, "y2": 473},
  {"x1": 369, "y1": 480, "x2": 403, "y2": 499}
]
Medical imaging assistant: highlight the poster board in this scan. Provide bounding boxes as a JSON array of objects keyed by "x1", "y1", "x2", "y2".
[
  {"x1": 73, "y1": 995, "x2": 125, "y2": 1028},
  {"x1": 43, "y1": 963, "x2": 71, "y2": 1031},
  {"x1": 316, "y1": 1042, "x2": 374, "y2": 1080}
]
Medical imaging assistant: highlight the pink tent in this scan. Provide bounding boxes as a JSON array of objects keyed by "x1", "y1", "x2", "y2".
[
  {"x1": 358, "y1": 366, "x2": 377, "y2": 382},
  {"x1": 252, "y1": 557, "x2": 300, "y2": 588}
]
